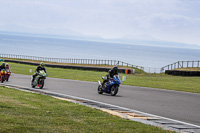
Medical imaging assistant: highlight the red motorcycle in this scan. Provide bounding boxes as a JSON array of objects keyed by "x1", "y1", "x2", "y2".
[{"x1": 5, "y1": 68, "x2": 11, "y2": 81}]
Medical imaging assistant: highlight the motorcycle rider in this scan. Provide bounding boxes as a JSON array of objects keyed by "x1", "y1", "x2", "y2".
[
  {"x1": 102, "y1": 66, "x2": 118, "y2": 88},
  {"x1": 5, "y1": 63, "x2": 11, "y2": 72},
  {"x1": 0, "y1": 62, "x2": 6, "y2": 71},
  {"x1": 32, "y1": 62, "x2": 47, "y2": 83}
]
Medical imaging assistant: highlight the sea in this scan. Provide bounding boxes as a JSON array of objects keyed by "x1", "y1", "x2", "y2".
[{"x1": 0, "y1": 33, "x2": 200, "y2": 73}]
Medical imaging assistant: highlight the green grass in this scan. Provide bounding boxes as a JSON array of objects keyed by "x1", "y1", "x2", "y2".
[
  {"x1": 8, "y1": 62, "x2": 200, "y2": 93},
  {"x1": 0, "y1": 86, "x2": 172, "y2": 133},
  {"x1": 122, "y1": 74, "x2": 200, "y2": 93},
  {"x1": 175, "y1": 67, "x2": 200, "y2": 71}
]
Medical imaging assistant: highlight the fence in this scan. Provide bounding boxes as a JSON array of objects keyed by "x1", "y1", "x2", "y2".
[
  {"x1": 160, "y1": 61, "x2": 200, "y2": 73},
  {"x1": 143, "y1": 67, "x2": 161, "y2": 73},
  {"x1": 0, "y1": 53, "x2": 144, "y2": 70}
]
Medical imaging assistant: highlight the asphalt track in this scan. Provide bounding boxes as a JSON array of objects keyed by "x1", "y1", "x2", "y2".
[{"x1": 4, "y1": 73, "x2": 200, "y2": 126}]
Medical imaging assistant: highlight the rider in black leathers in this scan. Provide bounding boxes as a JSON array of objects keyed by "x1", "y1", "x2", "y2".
[
  {"x1": 32, "y1": 62, "x2": 47, "y2": 82},
  {"x1": 102, "y1": 66, "x2": 118, "y2": 88},
  {"x1": 0, "y1": 62, "x2": 6, "y2": 71}
]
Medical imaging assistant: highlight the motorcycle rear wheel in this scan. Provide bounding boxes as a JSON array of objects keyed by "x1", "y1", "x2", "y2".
[{"x1": 98, "y1": 85, "x2": 103, "y2": 94}]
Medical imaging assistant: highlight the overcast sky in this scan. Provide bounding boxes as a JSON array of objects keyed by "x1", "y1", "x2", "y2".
[{"x1": 0, "y1": 0, "x2": 200, "y2": 45}]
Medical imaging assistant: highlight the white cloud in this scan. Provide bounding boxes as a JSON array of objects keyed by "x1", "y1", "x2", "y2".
[{"x1": 0, "y1": 0, "x2": 200, "y2": 44}]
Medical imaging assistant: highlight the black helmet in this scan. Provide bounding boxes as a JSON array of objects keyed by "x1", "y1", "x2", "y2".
[
  {"x1": 2, "y1": 62, "x2": 5, "y2": 67},
  {"x1": 113, "y1": 66, "x2": 118, "y2": 71}
]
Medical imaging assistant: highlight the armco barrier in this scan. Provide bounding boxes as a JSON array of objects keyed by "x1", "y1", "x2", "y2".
[
  {"x1": 0, "y1": 53, "x2": 144, "y2": 71},
  {"x1": 5, "y1": 60, "x2": 134, "y2": 74},
  {"x1": 161, "y1": 61, "x2": 200, "y2": 73},
  {"x1": 165, "y1": 70, "x2": 200, "y2": 76}
]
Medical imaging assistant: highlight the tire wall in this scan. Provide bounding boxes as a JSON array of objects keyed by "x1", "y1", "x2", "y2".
[
  {"x1": 165, "y1": 70, "x2": 200, "y2": 76},
  {"x1": 5, "y1": 60, "x2": 134, "y2": 74}
]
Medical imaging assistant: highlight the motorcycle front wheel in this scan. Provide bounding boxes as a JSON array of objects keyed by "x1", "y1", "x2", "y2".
[
  {"x1": 110, "y1": 85, "x2": 118, "y2": 96},
  {"x1": 39, "y1": 79, "x2": 44, "y2": 89},
  {"x1": 6, "y1": 75, "x2": 9, "y2": 81},
  {"x1": 1, "y1": 76, "x2": 4, "y2": 83}
]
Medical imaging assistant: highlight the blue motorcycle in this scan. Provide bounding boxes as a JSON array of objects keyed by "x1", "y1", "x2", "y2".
[{"x1": 98, "y1": 75, "x2": 121, "y2": 96}]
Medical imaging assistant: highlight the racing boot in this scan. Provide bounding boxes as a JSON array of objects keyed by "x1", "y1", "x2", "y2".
[
  {"x1": 31, "y1": 76, "x2": 35, "y2": 84},
  {"x1": 102, "y1": 80, "x2": 106, "y2": 90}
]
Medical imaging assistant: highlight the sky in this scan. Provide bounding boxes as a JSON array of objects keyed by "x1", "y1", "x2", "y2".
[{"x1": 0, "y1": 0, "x2": 200, "y2": 45}]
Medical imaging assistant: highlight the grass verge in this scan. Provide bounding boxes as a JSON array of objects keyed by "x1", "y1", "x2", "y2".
[
  {"x1": 7, "y1": 62, "x2": 200, "y2": 93},
  {"x1": 0, "y1": 86, "x2": 172, "y2": 133},
  {"x1": 2, "y1": 58, "x2": 144, "y2": 74},
  {"x1": 174, "y1": 67, "x2": 200, "y2": 71}
]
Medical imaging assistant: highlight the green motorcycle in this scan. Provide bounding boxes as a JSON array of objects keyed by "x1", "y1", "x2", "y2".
[{"x1": 31, "y1": 70, "x2": 47, "y2": 89}]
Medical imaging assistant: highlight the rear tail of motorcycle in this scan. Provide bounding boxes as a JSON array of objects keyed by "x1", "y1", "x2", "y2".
[{"x1": 97, "y1": 80, "x2": 103, "y2": 94}]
